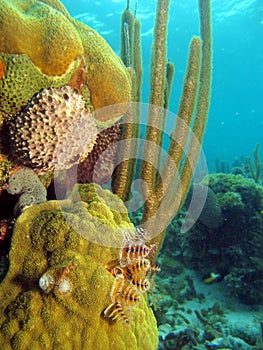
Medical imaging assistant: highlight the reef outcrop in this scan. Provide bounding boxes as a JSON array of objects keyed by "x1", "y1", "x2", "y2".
[
  {"x1": 0, "y1": 184, "x2": 158, "y2": 349},
  {"x1": 0, "y1": 0, "x2": 131, "y2": 182},
  {"x1": 0, "y1": 0, "x2": 131, "y2": 118},
  {"x1": 165, "y1": 173, "x2": 263, "y2": 305}
]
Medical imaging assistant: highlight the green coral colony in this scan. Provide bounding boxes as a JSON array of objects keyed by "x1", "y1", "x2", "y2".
[{"x1": 0, "y1": 0, "x2": 213, "y2": 349}]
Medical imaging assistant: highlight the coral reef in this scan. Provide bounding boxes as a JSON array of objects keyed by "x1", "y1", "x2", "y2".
[
  {"x1": 0, "y1": 184, "x2": 158, "y2": 349},
  {"x1": 168, "y1": 173, "x2": 263, "y2": 304},
  {"x1": 0, "y1": 1, "x2": 215, "y2": 349},
  {"x1": 0, "y1": 0, "x2": 131, "y2": 182},
  {"x1": 154, "y1": 259, "x2": 263, "y2": 350}
]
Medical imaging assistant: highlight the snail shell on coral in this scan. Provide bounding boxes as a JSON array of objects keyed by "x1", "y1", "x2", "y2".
[
  {"x1": 56, "y1": 277, "x2": 72, "y2": 295},
  {"x1": 39, "y1": 272, "x2": 55, "y2": 293}
]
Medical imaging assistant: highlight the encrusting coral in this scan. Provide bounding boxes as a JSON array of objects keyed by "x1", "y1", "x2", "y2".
[
  {"x1": 0, "y1": 0, "x2": 83, "y2": 77},
  {"x1": 7, "y1": 168, "x2": 47, "y2": 217},
  {"x1": 0, "y1": 0, "x2": 131, "y2": 181},
  {"x1": 0, "y1": 0, "x2": 131, "y2": 114},
  {"x1": 0, "y1": 184, "x2": 158, "y2": 349}
]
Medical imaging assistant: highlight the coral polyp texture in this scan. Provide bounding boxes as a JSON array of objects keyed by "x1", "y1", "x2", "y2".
[
  {"x1": 7, "y1": 167, "x2": 47, "y2": 216},
  {"x1": 0, "y1": 0, "x2": 131, "y2": 178},
  {"x1": 0, "y1": 184, "x2": 158, "y2": 349},
  {"x1": 0, "y1": 0, "x2": 83, "y2": 77},
  {"x1": 9, "y1": 86, "x2": 98, "y2": 173},
  {"x1": 0, "y1": 0, "x2": 131, "y2": 118}
]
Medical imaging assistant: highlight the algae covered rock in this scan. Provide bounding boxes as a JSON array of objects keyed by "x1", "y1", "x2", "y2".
[{"x1": 0, "y1": 184, "x2": 158, "y2": 349}]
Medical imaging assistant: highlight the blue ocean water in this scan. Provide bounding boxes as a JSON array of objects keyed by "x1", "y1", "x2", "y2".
[{"x1": 61, "y1": 0, "x2": 263, "y2": 172}]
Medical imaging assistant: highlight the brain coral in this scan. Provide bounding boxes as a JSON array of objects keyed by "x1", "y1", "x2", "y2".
[
  {"x1": 0, "y1": 184, "x2": 158, "y2": 349},
  {"x1": 0, "y1": 0, "x2": 131, "y2": 124},
  {"x1": 0, "y1": 0, "x2": 83, "y2": 77}
]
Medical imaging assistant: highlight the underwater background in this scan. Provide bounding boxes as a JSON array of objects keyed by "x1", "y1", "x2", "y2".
[
  {"x1": 0, "y1": 0, "x2": 262, "y2": 349},
  {"x1": 62, "y1": 0, "x2": 263, "y2": 172},
  {"x1": 59, "y1": 1, "x2": 263, "y2": 349}
]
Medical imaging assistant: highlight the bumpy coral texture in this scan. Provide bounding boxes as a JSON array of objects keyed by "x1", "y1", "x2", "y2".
[
  {"x1": 0, "y1": 0, "x2": 83, "y2": 76},
  {"x1": 0, "y1": 155, "x2": 13, "y2": 190},
  {"x1": 0, "y1": 184, "x2": 158, "y2": 350},
  {"x1": 0, "y1": 53, "x2": 81, "y2": 123},
  {"x1": 7, "y1": 168, "x2": 47, "y2": 216},
  {"x1": 0, "y1": 0, "x2": 131, "y2": 123},
  {"x1": 74, "y1": 21, "x2": 131, "y2": 125},
  {"x1": 9, "y1": 86, "x2": 98, "y2": 173}
]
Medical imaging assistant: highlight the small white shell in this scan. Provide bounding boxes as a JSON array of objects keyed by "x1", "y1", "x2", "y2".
[
  {"x1": 57, "y1": 277, "x2": 72, "y2": 295},
  {"x1": 39, "y1": 272, "x2": 55, "y2": 293}
]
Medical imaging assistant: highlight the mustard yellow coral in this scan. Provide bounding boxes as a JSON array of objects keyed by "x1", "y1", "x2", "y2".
[
  {"x1": 0, "y1": 184, "x2": 158, "y2": 350},
  {"x1": 0, "y1": 0, "x2": 131, "y2": 124},
  {"x1": 0, "y1": 0, "x2": 83, "y2": 76},
  {"x1": 0, "y1": 0, "x2": 131, "y2": 182},
  {"x1": 74, "y1": 20, "x2": 131, "y2": 123}
]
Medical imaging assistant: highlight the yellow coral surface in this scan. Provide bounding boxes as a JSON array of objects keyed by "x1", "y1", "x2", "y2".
[
  {"x1": 0, "y1": 0, "x2": 131, "y2": 183},
  {"x1": 0, "y1": 0, "x2": 131, "y2": 123},
  {"x1": 0, "y1": 0, "x2": 83, "y2": 76},
  {"x1": 0, "y1": 184, "x2": 158, "y2": 350}
]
